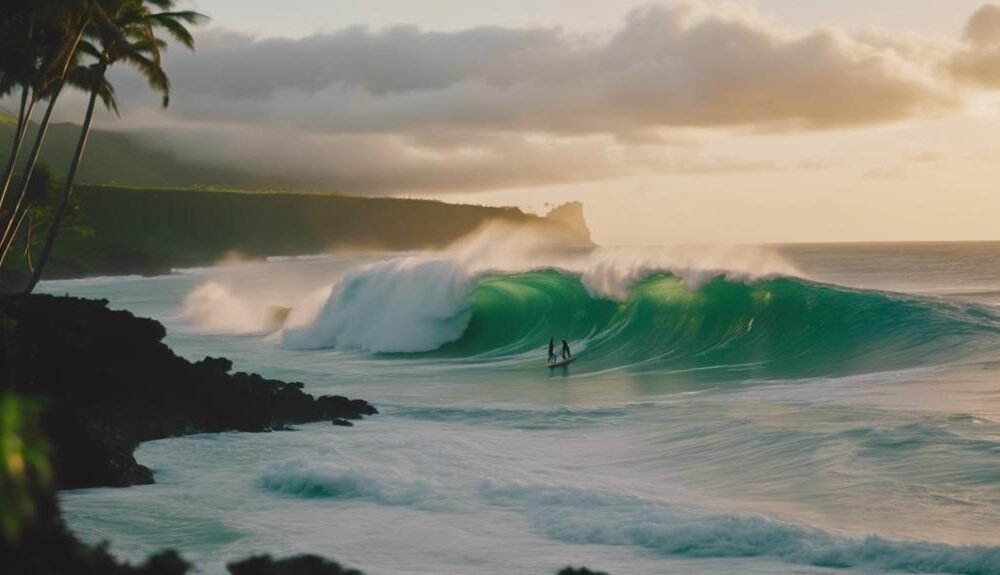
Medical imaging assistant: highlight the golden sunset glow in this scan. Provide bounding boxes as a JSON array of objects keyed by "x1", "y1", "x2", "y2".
[{"x1": 19, "y1": 0, "x2": 994, "y2": 244}]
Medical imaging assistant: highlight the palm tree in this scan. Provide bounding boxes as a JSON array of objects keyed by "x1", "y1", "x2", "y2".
[
  {"x1": 23, "y1": 0, "x2": 206, "y2": 292},
  {"x1": 0, "y1": 6, "x2": 40, "y2": 212},
  {"x1": 0, "y1": 2, "x2": 68, "y2": 224},
  {"x1": 0, "y1": 0, "x2": 100, "y2": 267}
]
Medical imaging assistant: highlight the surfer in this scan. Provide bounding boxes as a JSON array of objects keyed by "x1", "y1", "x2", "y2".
[
  {"x1": 561, "y1": 339, "x2": 571, "y2": 360},
  {"x1": 548, "y1": 337, "x2": 557, "y2": 363}
]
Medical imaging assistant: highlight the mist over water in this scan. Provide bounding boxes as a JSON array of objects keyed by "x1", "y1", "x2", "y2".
[{"x1": 44, "y1": 237, "x2": 1000, "y2": 575}]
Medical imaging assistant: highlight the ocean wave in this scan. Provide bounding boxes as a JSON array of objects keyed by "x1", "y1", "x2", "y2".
[
  {"x1": 258, "y1": 459, "x2": 430, "y2": 505},
  {"x1": 480, "y1": 481, "x2": 1000, "y2": 574},
  {"x1": 282, "y1": 258, "x2": 473, "y2": 352},
  {"x1": 280, "y1": 256, "x2": 1000, "y2": 378},
  {"x1": 386, "y1": 404, "x2": 643, "y2": 429}
]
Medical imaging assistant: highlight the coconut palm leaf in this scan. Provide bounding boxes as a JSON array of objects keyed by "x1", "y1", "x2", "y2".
[{"x1": 20, "y1": 0, "x2": 208, "y2": 292}]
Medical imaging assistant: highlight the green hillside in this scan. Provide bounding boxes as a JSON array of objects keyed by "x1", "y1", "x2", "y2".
[{"x1": 43, "y1": 186, "x2": 591, "y2": 278}]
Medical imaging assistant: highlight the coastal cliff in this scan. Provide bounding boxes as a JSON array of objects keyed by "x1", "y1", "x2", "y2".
[
  {"x1": 545, "y1": 202, "x2": 592, "y2": 246},
  {"x1": 40, "y1": 186, "x2": 594, "y2": 280}
]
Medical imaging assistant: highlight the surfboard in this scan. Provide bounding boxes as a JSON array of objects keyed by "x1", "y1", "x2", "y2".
[{"x1": 548, "y1": 357, "x2": 576, "y2": 368}]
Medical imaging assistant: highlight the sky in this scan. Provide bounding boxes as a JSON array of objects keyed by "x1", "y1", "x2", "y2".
[
  {"x1": 39, "y1": 1, "x2": 1000, "y2": 244},
  {"x1": 182, "y1": 0, "x2": 989, "y2": 38}
]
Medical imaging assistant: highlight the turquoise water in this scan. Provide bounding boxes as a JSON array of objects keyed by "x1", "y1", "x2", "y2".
[{"x1": 49, "y1": 243, "x2": 1000, "y2": 574}]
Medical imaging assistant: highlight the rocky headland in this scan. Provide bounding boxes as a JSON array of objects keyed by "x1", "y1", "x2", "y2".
[{"x1": 0, "y1": 294, "x2": 377, "y2": 489}]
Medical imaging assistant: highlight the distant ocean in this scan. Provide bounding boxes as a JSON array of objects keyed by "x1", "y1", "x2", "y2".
[{"x1": 47, "y1": 241, "x2": 1000, "y2": 575}]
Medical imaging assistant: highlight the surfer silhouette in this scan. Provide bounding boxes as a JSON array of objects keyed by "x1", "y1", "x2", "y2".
[
  {"x1": 561, "y1": 339, "x2": 571, "y2": 360},
  {"x1": 548, "y1": 337, "x2": 557, "y2": 363}
]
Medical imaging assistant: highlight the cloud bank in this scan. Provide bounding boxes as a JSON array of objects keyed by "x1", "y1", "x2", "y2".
[
  {"x1": 951, "y1": 4, "x2": 1000, "y2": 88},
  {"x1": 92, "y1": 1, "x2": 1000, "y2": 194}
]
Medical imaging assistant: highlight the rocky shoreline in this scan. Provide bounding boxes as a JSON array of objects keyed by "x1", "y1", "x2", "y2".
[
  {"x1": 0, "y1": 294, "x2": 377, "y2": 489},
  {"x1": 0, "y1": 294, "x2": 607, "y2": 574}
]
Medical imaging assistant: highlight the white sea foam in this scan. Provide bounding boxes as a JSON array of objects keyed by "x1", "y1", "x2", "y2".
[
  {"x1": 276, "y1": 225, "x2": 803, "y2": 352},
  {"x1": 179, "y1": 223, "x2": 803, "y2": 350},
  {"x1": 260, "y1": 450, "x2": 1000, "y2": 574},
  {"x1": 444, "y1": 221, "x2": 802, "y2": 297},
  {"x1": 480, "y1": 481, "x2": 1000, "y2": 574},
  {"x1": 282, "y1": 257, "x2": 473, "y2": 352},
  {"x1": 182, "y1": 281, "x2": 273, "y2": 333},
  {"x1": 579, "y1": 244, "x2": 802, "y2": 299},
  {"x1": 52, "y1": 244, "x2": 1000, "y2": 575},
  {"x1": 259, "y1": 458, "x2": 431, "y2": 505}
]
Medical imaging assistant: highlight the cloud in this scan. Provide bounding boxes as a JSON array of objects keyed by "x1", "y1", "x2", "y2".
[
  {"x1": 963, "y1": 4, "x2": 1000, "y2": 49},
  {"x1": 137, "y1": 127, "x2": 645, "y2": 193},
  {"x1": 126, "y1": 2, "x2": 953, "y2": 134},
  {"x1": 136, "y1": 125, "x2": 777, "y2": 193},
  {"x1": 951, "y1": 4, "x2": 1000, "y2": 88},
  {"x1": 92, "y1": 1, "x2": 975, "y2": 193}
]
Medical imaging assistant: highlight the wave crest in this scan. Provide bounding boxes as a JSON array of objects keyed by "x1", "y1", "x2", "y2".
[
  {"x1": 282, "y1": 258, "x2": 473, "y2": 352},
  {"x1": 259, "y1": 459, "x2": 430, "y2": 505},
  {"x1": 280, "y1": 256, "x2": 1000, "y2": 378}
]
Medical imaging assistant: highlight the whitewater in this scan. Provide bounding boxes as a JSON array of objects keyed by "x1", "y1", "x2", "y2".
[{"x1": 43, "y1": 235, "x2": 1000, "y2": 575}]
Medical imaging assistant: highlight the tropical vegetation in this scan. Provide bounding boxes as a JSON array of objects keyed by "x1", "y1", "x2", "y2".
[{"x1": 0, "y1": 0, "x2": 206, "y2": 293}]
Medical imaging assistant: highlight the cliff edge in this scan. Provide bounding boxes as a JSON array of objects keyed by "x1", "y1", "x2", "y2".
[{"x1": 545, "y1": 201, "x2": 593, "y2": 246}]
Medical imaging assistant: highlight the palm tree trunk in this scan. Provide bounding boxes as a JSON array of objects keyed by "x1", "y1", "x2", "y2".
[
  {"x1": 0, "y1": 86, "x2": 36, "y2": 218},
  {"x1": 24, "y1": 84, "x2": 100, "y2": 293},
  {"x1": 0, "y1": 13, "x2": 92, "y2": 277},
  {"x1": 0, "y1": 81, "x2": 64, "y2": 269}
]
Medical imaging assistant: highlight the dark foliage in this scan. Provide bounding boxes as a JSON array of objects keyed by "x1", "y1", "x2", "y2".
[{"x1": 41, "y1": 186, "x2": 592, "y2": 279}]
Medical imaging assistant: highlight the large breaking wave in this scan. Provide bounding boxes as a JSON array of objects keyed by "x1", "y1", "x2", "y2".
[{"x1": 279, "y1": 254, "x2": 1000, "y2": 379}]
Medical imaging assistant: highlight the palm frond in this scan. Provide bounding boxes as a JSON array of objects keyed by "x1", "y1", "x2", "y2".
[
  {"x1": 142, "y1": 0, "x2": 177, "y2": 9},
  {"x1": 97, "y1": 78, "x2": 120, "y2": 116},
  {"x1": 121, "y1": 51, "x2": 171, "y2": 106},
  {"x1": 149, "y1": 11, "x2": 208, "y2": 50},
  {"x1": 76, "y1": 39, "x2": 103, "y2": 61}
]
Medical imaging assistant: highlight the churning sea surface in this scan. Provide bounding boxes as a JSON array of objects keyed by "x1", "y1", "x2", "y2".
[{"x1": 44, "y1": 238, "x2": 1000, "y2": 575}]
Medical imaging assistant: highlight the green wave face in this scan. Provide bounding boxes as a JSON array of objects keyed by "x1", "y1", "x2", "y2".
[
  {"x1": 437, "y1": 271, "x2": 618, "y2": 357},
  {"x1": 432, "y1": 271, "x2": 1000, "y2": 379}
]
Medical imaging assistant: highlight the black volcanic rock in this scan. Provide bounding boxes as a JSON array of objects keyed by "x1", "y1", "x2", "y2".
[
  {"x1": 228, "y1": 555, "x2": 364, "y2": 575},
  {"x1": 0, "y1": 294, "x2": 377, "y2": 489}
]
